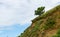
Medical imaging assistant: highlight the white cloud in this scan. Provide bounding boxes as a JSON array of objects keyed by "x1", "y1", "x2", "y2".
[{"x1": 0, "y1": 0, "x2": 60, "y2": 27}]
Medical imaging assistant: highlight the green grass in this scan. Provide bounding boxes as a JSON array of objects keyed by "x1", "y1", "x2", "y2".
[
  {"x1": 33, "y1": 20, "x2": 43, "y2": 31},
  {"x1": 43, "y1": 17, "x2": 56, "y2": 30},
  {"x1": 52, "y1": 29, "x2": 60, "y2": 37},
  {"x1": 18, "y1": 5, "x2": 60, "y2": 37},
  {"x1": 32, "y1": 5, "x2": 60, "y2": 23}
]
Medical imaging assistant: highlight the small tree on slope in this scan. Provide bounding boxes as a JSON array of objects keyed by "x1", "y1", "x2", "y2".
[{"x1": 35, "y1": 6, "x2": 45, "y2": 15}]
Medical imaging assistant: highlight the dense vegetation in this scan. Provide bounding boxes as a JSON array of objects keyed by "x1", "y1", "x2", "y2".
[{"x1": 35, "y1": 6, "x2": 45, "y2": 15}]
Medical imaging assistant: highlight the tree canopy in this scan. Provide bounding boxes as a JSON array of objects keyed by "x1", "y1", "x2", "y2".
[{"x1": 35, "y1": 6, "x2": 45, "y2": 15}]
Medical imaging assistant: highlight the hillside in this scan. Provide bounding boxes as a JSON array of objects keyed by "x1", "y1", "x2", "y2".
[{"x1": 18, "y1": 5, "x2": 60, "y2": 37}]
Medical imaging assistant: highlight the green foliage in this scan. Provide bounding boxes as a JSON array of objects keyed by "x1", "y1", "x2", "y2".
[
  {"x1": 18, "y1": 5, "x2": 60, "y2": 37},
  {"x1": 44, "y1": 18, "x2": 56, "y2": 30},
  {"x1": 33, "y1": 20, "x2": 43, "y2": 31},
  {"x1": 52, "y1": 35, "x2": 60, "y2": 37},
  {"x1": 32, "y1": 5, "x2": 60, "y2": 23},
  {"x1": 52, "y1": 29, "x2": 60, "y2": 37},
  {"x1": 35, "y1": 6, "x2": 45, "y2": 15},
  {"x1": 29, "y1": 31, "x2": 39, "y2": 37},
  {"x1": 57, "y1": 29, "x2": 60, "y2": 34},
  {"x1": 19, "y1": 20, "x2": 43, "y2": 37},
  {"x1": 27, "y1": 20, "x2": 43, "y2": 37}
]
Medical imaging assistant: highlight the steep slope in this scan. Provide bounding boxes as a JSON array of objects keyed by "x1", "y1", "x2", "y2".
[{"x1": 18, "y1": 5, "x2": 60, "y2": 37}]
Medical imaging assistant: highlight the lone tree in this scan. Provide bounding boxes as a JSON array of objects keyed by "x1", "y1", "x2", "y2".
[{"x1": 35, "y1": 6, "x2": 45, "y2": 15}]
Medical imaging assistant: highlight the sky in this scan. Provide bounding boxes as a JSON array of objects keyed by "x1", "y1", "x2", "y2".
[{"x1": 0, "y1": 0, "x2": 60, "y2": 37}]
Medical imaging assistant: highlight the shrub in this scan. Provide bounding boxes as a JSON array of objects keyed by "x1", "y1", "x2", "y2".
[{"x1": 35, "y1": 6, "x2": 45, "y2": 15}]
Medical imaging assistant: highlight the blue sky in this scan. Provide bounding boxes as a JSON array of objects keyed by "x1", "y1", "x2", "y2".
[
  {"x1": 0, "y1": 24, "x2": 30, "y2": 37},
  {"x1": 0, "y1": 0, "x2": 60, "y2": 37}
]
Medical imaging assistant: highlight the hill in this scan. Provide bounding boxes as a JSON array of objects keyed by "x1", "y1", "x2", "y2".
[{"x1": 18, "y1": 5, "x2": 60, "y2": 37}]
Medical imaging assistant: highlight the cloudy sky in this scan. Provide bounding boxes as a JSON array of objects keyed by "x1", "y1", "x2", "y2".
[{"x1": 0, "y1": 0, "x2": 60, "y2": 37}]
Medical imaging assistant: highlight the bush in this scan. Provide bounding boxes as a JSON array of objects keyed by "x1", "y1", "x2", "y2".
[{"x1": 35, "y1": 6, "x2": 45, "y2": 15}]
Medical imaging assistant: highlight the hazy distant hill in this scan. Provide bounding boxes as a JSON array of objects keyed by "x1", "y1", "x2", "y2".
[{"x1": 18, "y1": 5, "x2": 60, "y2": 37}]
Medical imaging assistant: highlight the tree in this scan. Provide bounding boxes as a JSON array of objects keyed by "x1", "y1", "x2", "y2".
[{"x1": 35, "y1": 6, "x2": 45, "y2": 15}]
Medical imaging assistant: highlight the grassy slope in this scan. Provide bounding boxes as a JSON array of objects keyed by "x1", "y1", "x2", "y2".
[{"x1": 18, "y1": 5, "x2": 60, "y2": 37}]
